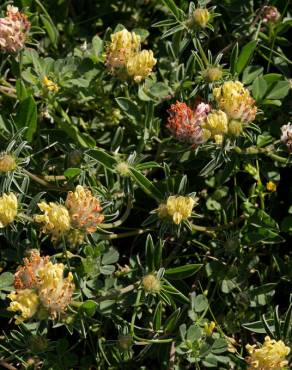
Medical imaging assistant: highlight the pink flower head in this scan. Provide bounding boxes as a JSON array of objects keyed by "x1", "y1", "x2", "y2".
[{"x1": 0, "y1": 5, "x2": 30, "y2": 53}]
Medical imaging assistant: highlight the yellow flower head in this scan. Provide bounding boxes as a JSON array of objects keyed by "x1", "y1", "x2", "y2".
[
  {"x1": 65, "y1": 185, "x2": 104, "y2": 233},
  {"x1": 202, "y1": 110, "x2": 228, "y2": 144},
  {"x1": 246, "y1": 336, "x2": 290, "y2": 369},
  {"x1": 213, "y1": 81, "x2": 257, "y2": 123},
  {"x1": 0, "y1": 193, "x2": 17, "y2": 228},
  {"x1": 266, "y1": 181, "x2": 277, "y2": 192},
  {"x1": 35, "y1": 201, "x2": 71, "y2": 241},
  {"x1": 192, "y1": 8, "x2": 211, "y2": 28},
  {"x1": 126, "y1": 50, "x2": 157, "y2": 83},
  {"x1": 8, "y1": 289, "x2": 39, "y2": 324},
  {"x1": 106, "y1": 29, "x2": 141, "y2": 77},
  {"x1": 142, "y1": 274, "x2": 161, "y2": 293},
  {"x1": 160, "y1": 195, "x2": 196, "y2": 225},
  {"x1": 0, "y1": 153, "x2": 16, "y2": 173},
  {"x1": 43, "y1": 76, "x2": 59, "y2": 92}
]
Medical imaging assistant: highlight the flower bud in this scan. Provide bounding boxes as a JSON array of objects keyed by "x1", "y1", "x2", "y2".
[
  {"x1": 0, "y1": 153, "x2": 16, "y2": 173},
  {"x1": 266, "y1": 181, "x2": 277, "y2": 192},
  {"x1": 118, "y1": 335, "x2": 133, "y2": 350},
  {"x1": 262, "y1": 6, "x2": 280, "y2": 24},
  {"x1": 202, "y1": 67, "x2": 222, "y2": 82},
  {"x1": 228, "y1": 119, "x2": 242, "y2": 136},
  {"x1": 192, "y1": 8, "x2": 211, "y2": 28},
  {"x1": 142, "y1": 274, "x2": 161, "y2": 293},
  {"x1": 115, "y1": 162, "x2": 130, "y2": 177}
]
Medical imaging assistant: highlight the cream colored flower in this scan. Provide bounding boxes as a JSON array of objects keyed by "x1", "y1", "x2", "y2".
[
  {"x1": 8, "y1": 289, "x2": 40, "y2": 324},
  {"x1": 246, "y1": 336, "x2": 290, "y2": 369},
  {"x1": 192, "y1": 8, "x2": 211, "y2": 28},
  {"x1": 105, "y1": 29, "x2": 140, "y2": 77},
  {"x1": 0, "y1": 193, "x2": 17, "y2": 228},
  {"x1": 126, "y1": 50, "x2": 157, "y2": 83},
  {"x1": 159, "y1": 195, "x2": 196, "y2": 225},
  {"x1": 213, "y1": 81, "x2": 257, "y2": 123},
  {"x1": 0, "y1": 153, "x2": 16, "y2": 173},
  {"x1": 65, "y1": 185, "x2": 104, "y2": 233},
  {"x1": 35, "y1": 202, "x2": 71, "y2": 241},
  {"x1": 201, "y1": 110, "x2": 228, "y2": 144}
]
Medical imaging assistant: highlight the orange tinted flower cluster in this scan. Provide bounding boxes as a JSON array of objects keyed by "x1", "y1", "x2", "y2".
[
  {"x1": 9, "y1": 250, "x2": 74, "y2": 322},
  {"x1": 166, "y1": 101, "x2": 211, "y2": 145}
]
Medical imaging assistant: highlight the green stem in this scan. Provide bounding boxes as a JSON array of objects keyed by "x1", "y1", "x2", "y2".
[
  {"x1": 101, "y1": 228, "x2": 150, "y2": 240},
  {"x1": 191, "y1": 215, "x2": 246, "y2": 233}
]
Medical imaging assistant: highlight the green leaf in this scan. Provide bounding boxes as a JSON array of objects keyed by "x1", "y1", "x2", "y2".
[
  {"x1": 162, "y1": 0, "x2": 184, "y2": 21},
  {"x1": 193, "y1": 294, "x2": 208, "y2": 313},
  {"x1": 128, "y1": 167, "x2": 162, "y2": 200},
  {"x1": 87, "y1": 148, "x2": 117, "y2": 171},
  {"x1": 164, "y1": 308, "x2": 181, "y2": 333},
  {"x1": 236, "y1": 40, "x2": 258, "y2": 74},
  {"x1": 0, "y1": 272, "x2": 14, "y2": 291},
  {"x1": 242, "y1": 66, "x2": 264, "y2": 85},
  {"x1": 230, "y1": 43, "x2": 238, "y2": 75},
  {"x1": 64, "y1": 168, "x2": 81, "y2": 179},
  {"x1": 164, "y1": 264, "x2": 202, "y2": 280},
  {"x1": 15, "y1": 96, "x2": 37, "y2": 142},
  {"x1": 211, "y1": 338, "x2": 227, "y2": 354},
  {"x1": 101, "y1": 248, "x2": 119, "y2": 265},
  {"x1": 115, "y1": 97, "x2": 140, "y2": 124},
  {"x1": 265, "y1": 80, "x2": 290, "y2": 100},
  {"x1": 149, "y1": 82, "x2": 170, "y2": 98},
  {"x1": 40, "y1": 14, "x2": 59, "y2": 47},
  {"x1": 145, "y1": 234, "x2": 154, "y2": 272},
  {"x1": 153, "y1": 302, "x2": 162, "y2": 330},
  {"x1": 252, "y1": 76, "x2": 268, "y2": 101},
  {"x1": 16, "y1": 79, "x2": 28, "y2": 101},
  {"x1": 242, "y1": 319, "x2": 275, "y2": 333},
  {"x1": 81, "y1": 300, "x2": 98, "y2": 317}
]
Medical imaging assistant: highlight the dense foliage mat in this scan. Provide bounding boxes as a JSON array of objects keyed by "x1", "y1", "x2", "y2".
[{"x1": 0, "y1": 0, "x2": 291, "y2": 369}]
